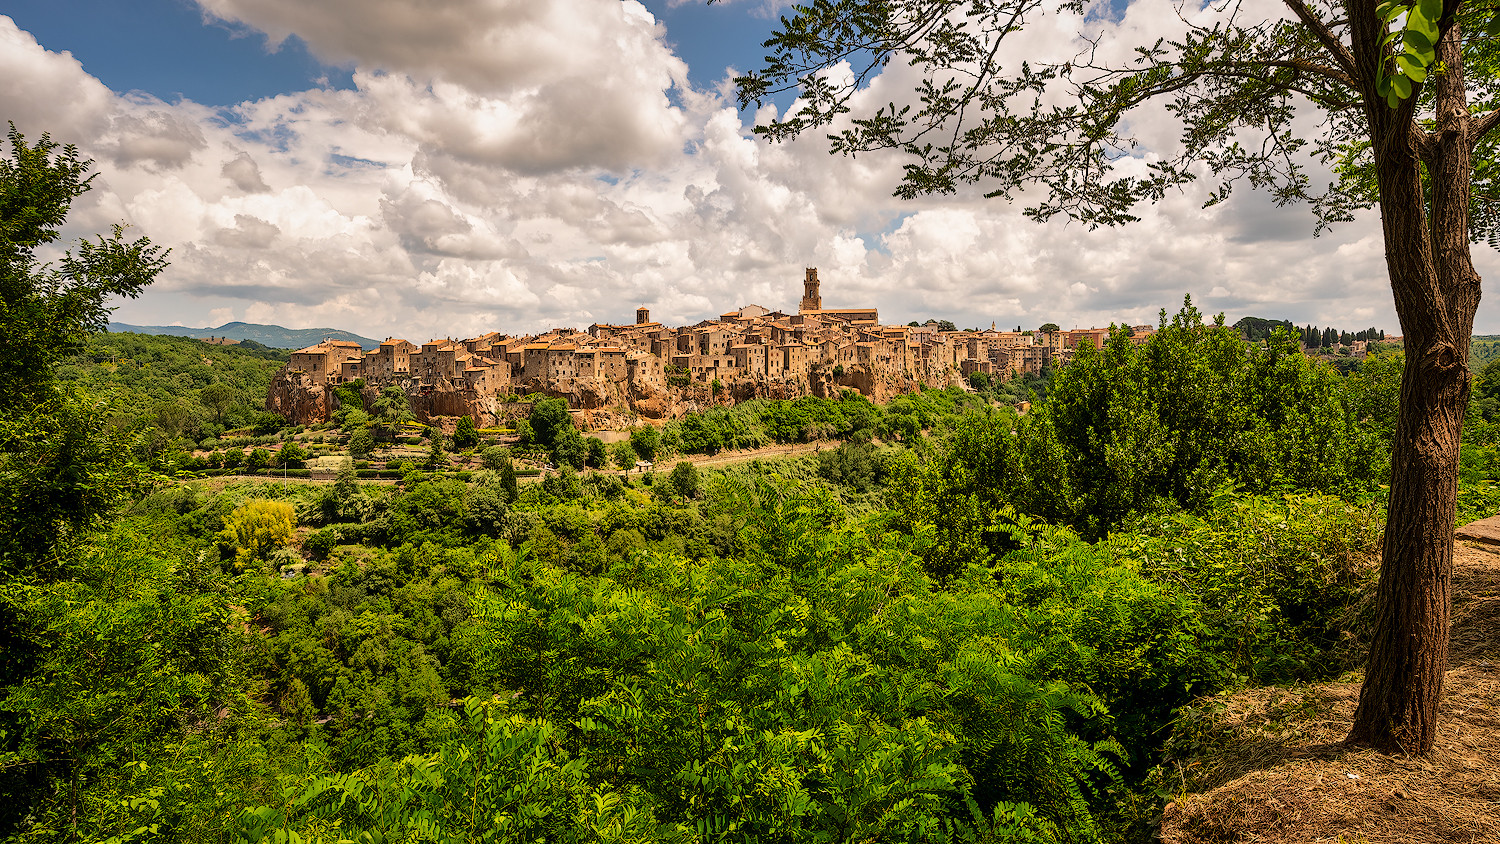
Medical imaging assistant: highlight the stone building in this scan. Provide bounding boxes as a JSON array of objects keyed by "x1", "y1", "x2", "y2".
[
  {"x1": 270, "y1": 264, "x2": 1081, "y2": 425},
  {"x1": 287, "y1": 340, "x2": 364, "y2": 384}
]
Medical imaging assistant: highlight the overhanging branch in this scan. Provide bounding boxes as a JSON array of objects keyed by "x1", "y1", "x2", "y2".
[{"x1": 1280, "y1": 0, "x2": 1358, "y2": 79}]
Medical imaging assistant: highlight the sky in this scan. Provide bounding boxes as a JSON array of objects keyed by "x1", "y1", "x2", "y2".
[{"x1": 3, "y1": 0, "x2": 1495, "y2": 339}]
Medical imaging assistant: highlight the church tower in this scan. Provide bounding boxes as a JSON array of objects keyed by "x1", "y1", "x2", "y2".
[
  {"x1": 636, "y1": 306, "x2": 650, "y2": 324},
  {"x1": 799, "y1": 267, "x2": 822, "y2": 313}
]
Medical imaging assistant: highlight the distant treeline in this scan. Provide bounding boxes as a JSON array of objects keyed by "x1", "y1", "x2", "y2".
[
  {"x1": 1470, "y1": 336, "x2": 1500, "y2": 370},
  {"x1": 1234, "y1": 316, "x2": 1385, "y2": 346}
]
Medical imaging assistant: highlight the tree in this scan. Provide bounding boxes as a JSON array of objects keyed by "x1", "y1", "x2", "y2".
[
  {"x1": 1, "y1": 126, "x2": 165, "y2": 410},
  {"x1": 552, "y1": 429, "x2": 587, "y2": 470},
  {"x1": 219, "y1": 499, "x2": 295, "y2": 567},
  {"x1": 611, "y1": 440, "x2": 639, "y2": 470},
  {"x1": 452, "y1": 415, "x2": 480, "y2": 450},
  {"x1": 198, "y1": 382, "x2": 238, "y2": 425},
  {"x1": 1039, "y1": 323, "x2": 1060, "y2": 335},
  {"x1": 1, "y1": 129, "x2": 164, "y2": 574},
  {"x1": 425, "y1": 435, "x2": 447, "y2": 471},
  {"x1": 529, "y1": 398, "x2": 573, "y2": 451},
  {"x1": 245, "y1": 447, "x2": 272, "y2": 473},
  {"x1": 669, "y1": 460, "x2": 701, "y2": 499},
  {"x1": 371, "y1": 386, "x2": 412, "y2": 432},
  {"x1": 348, "y1": 425, "x2": 375, "y2": 460},
  {"x1": 629, "y1": 425, "x2": 661, "y2": 462},
  {"x1": 735, "y1": 0, "x2": 1499, "y2": 754},
  {"x1": 275, "y1": 441, "x2": 309, "y2": 468},
  {"x1": 584, "y1": 436, "x2": 608, "y2": 468}
]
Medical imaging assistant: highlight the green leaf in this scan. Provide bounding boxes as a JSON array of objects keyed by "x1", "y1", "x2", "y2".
[
  {"x1": 1418, "y1": 0, "x2": 1443, "y2": 24},
  {"x1": 1408, "y1": 7, "x2": 1440, "y2": 42},
  {"x1": 1402, "y1": 28, "x2": 1433, "y2": 55},
  {"x1": 1395, "y1": 55, "x2": 1428, "y2": 83},
  {"x1": 1390, "y1": 73, "x2": 1413, "y2": 99},
  {"x1": 1487, "y1": 11, "x2": 1500, "y2": 37}
]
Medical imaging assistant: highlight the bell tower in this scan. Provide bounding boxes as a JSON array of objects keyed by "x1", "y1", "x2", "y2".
[
  {"x1": 799, "y1": 267, "x2": 822, "y2": 313},
  {"x1": 636, "y1": 306, "x2": 650, "y2": 324}
]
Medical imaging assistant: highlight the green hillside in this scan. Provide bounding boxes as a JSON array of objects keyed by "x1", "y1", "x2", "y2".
[
  {"x1": 1471, "y1": 335, "x2": 1500, "y2": 369},
  {"x1": 108, "y1": 320, "x2": 379, "y2": 350},
  {"x1": 54, "y1": 331, "x2": 289, "y2": 444}
]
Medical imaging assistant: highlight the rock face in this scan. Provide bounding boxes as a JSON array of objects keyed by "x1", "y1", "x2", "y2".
[
  {"x1": 266, "y1": 361, "x2": 950, "y2": 426},
  {"x1": 404, "y1": 380, "x2": 503, "y2": 426},
  {"x1": 266, "y1": 372, "x2": 504, "y2": 427},
  {"x1": 266, "y1": 373, "x2": 334, "y2": 423}
]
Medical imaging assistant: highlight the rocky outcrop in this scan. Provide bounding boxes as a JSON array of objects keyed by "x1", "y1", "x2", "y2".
[
  {"x1": 267, "y1": 370, "x2": 504, "y2": 427},
  {"x1": 267, "y1": 362, "x2": 953, "y2": 427},
  {"x1": 822, "y1": 365, "x2": 938, "y2": 403},
  {"x1": 519, "y1": 377, "x2": 619, "y2": 410},
  {"x1": 401, "y1": 380, "x2": 502, "y2": 426},
  {"x1": 267, "y1": 372, "x2": 333, "y2": 423}
]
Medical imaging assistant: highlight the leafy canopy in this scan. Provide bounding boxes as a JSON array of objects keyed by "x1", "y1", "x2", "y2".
[
  {"x1": 0, "y1": 126, "x2": 166, "y2": 409},
  {"x1": 731, "y1": 0, "x2": 1500, "y2": 237}
]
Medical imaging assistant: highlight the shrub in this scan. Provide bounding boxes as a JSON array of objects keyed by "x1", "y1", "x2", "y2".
[{"x1": 219, "y1": 500, "x2": 296, "y2": 567}]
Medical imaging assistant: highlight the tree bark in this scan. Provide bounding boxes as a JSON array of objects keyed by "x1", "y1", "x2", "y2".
[{"x1": 1347, "y1": 13, "x2": 1481, "y2": 754}]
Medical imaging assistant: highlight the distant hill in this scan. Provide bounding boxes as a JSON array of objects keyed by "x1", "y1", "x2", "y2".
[{"x1": 108, "y1": 321, "x2": 380, "y2": 350}]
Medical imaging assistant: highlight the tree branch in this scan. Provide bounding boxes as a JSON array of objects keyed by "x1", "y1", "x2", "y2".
[
  {"x1": 1472, "y1": 107, "x2": 1500, "y2": 144},
  {"x1": 1281, "y1": 0, "x2": 1358, "y2": 79}
]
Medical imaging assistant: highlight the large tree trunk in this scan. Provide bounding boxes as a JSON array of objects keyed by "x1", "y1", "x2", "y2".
[{"x1": 1347, "y1": 16, "x2": 1481, "y2": 754}]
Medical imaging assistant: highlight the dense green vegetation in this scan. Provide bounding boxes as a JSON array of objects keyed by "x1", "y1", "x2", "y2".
[
  {"x1": 5, "y1": 295, "x2": 1430, "y2": 844},
  {"x1": 55, "y1": 331, "x2": 289, "y2": 447},
  {"x1": 1469, "y1": 335, "x2": 1500, "y2": 370}
]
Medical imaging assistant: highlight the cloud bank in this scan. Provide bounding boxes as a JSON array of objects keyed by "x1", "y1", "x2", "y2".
[{"x1": 2, "y1": 1, "x2": 1490, "y2": 342}]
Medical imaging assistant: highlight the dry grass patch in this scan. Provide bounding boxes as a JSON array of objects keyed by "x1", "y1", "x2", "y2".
[{"x1": 1158, "y1": 542, "x2": 1500, "y2": 844}]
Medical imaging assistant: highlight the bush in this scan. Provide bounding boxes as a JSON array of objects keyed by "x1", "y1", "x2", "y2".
[{"x1": 219, "y1": 500, "x2": 296, "y2": 566}]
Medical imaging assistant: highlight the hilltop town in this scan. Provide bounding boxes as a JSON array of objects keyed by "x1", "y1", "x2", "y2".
[{"x1": 267, "y1": 268, "x2": 1153, "y2": 426}]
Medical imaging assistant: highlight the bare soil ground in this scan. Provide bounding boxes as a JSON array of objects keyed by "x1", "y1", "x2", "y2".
[{"x1": 1159, "y1": 540, "x2": 1500, "y2": 844}]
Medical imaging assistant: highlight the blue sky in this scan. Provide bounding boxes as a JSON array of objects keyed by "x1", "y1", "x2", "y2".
[
  {"x1": 5, "y1": 0, "x2": 352, "y2": 104},
  {"x1": 4, "y1": 0, "x2": 772, "y2": 107},
  {"x1": 1, "y1": 0, "x2": 1479, "y2": 338}
]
